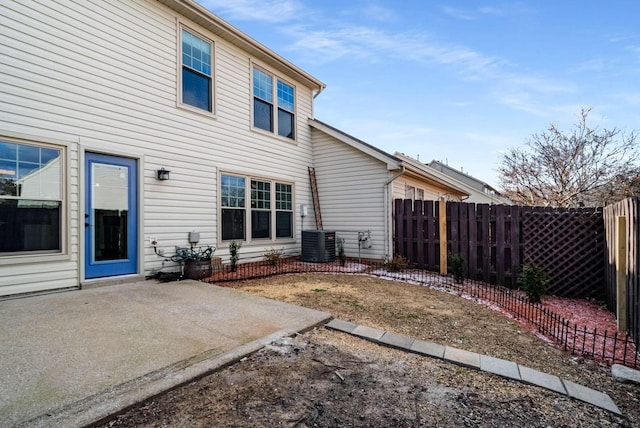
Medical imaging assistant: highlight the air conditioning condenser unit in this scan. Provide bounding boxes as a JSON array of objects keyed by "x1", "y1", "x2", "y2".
[{"x1": 301, "y1": 230, "x2": 336, "y2": 263}]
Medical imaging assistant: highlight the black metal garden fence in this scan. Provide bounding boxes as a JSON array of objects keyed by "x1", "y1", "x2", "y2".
[{"x1": 201, "y1": 256, "x2": 638, "y2": 369}]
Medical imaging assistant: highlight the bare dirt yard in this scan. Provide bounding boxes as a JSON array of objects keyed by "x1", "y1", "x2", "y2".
[{"x1": 102, "y1": 274, "x2": 639, "y2": 427}]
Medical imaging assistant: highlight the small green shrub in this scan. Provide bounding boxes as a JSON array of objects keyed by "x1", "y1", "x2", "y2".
[
  {"x1": 448, "y1": 252, "x2": 466, "y2": 284},
  {"x1": 263, "y1": 248, "x2": 283, "y2": 266},
  {"x1": 518, "y1": 264, "x2": 548, "y2": 303},
  {"x1": 384, "y1": 256, "x2": 408, "y2": 272},
  {"x1": 229, "y1": 241, "x2": 242, "y2": 272}
]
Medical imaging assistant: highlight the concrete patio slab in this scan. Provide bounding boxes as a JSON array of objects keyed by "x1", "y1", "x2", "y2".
[
  {"x1": 518, "y1": 365, "x2": 566, "y2": 395},
  {"x1": 480, "y1": 355, "x2": 521, "y2": 381},
  {"x1": 563, "y1": 380, "x2": 621, "y2": 415},
  {"x1": 0, "y1": 280, "x2": 331, "y2": 428}
]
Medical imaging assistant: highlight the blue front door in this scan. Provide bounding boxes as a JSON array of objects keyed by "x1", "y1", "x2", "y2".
[{"x1": 85, "y1": 153, "x2": 138, "y2": 279}]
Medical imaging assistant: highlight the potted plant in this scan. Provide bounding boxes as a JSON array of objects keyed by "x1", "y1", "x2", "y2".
[{"x1": 174, "y1": 246, "x2": 215, "y2": 280}]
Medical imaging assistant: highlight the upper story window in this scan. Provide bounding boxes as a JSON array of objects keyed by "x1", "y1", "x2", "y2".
[
  {"x1": 0, "y1": 140, "x2": 63, "y2": 254},
  {"x1": 252, "y1": 66, "x2": 295, "y2": 140},
  {"x1": 181, "y1": 28, "x2": 213, "y2": 113}
]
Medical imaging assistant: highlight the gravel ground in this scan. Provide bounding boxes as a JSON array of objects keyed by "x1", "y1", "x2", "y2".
[{"x1": 100, "y1": 274, "x2": 639, "y2": 427}]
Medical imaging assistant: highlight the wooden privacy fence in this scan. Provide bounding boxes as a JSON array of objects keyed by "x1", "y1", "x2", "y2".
[
  {"x1": 394, "y1": 199, "x2": 606, "y2": 298},
  {"x1": 604, "y1": 196, "x2": 640, "y2": 344}
]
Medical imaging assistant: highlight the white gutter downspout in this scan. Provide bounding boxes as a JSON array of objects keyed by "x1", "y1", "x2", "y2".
[
  {"x1": 384, "y1": 165, "x2": 406, "y2": 259},
  {"x1": 312, "y1": 85, "x2": 326, "y2": 99},
  {"x1": 311, "y1": 85, "x2": 326, "y2": 120}
]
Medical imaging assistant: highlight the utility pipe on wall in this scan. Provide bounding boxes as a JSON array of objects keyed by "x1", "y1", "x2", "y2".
[{"x1": 384, "y1": 166, "x2": 407, "y2": 259}]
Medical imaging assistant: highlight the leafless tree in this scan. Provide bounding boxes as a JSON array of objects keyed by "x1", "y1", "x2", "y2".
[{"x1": 498, "y1": 108, "x2": 639, "y2": 207}]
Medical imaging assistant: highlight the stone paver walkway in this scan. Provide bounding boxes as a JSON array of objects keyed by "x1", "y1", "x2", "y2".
[{"x1": 325, "y1": 318, "x2": 621, "y2": 415}]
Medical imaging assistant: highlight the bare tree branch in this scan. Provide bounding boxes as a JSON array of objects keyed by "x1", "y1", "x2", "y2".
[{"x1": 499, "y1": 108, "x2": 639, "y2": 207}]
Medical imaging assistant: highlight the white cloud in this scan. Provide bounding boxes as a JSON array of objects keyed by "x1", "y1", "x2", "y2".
[
  {"x1": 612, "y1": 91, "x2": 640, "y2": 106},
  {"x1": 360, "y1": 4, "x2": 400, "y2": 23},
  {"x1": 286, "y1": 24, "x2": 503, "y2": 79},
  {"x1": 498, "y1": 94, "x2": 538, "y2": 113},
  {"x1": 442, "y1": 6, "x2": 477, "y2": 21},
  {"x1": 606, "y1": 32, "x2": 638, "y2": 43},
  {"x1": 197, "y1": 0, "x2": 302, "y2": 23},
  {"x1": 442, "y1": 4, "x2": 520, "y2": 20},
  {"x1": 478, "y1": 6, "x2": 505, "y2": 16}
]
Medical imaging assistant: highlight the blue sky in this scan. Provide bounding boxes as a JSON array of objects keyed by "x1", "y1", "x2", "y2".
[{"x1": 197, "y1": 0, "x2": 640, "y2": 188}]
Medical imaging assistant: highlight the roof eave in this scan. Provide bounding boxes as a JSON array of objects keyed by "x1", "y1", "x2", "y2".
[
  {"x1": 401, "y1": 164, "x2": 469, "y2": 196},
  {"x1": 158, "y1": 0, "x2": 326, "y2": 93},
  {"x1": 309, "y1": 119, "x2": 401, "y2": 170}
]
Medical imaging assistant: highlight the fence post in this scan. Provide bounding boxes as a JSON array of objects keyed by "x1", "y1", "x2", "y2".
[
  {"x1": 439, "y1": 198, "x2": 447, "y2": 275},
  {"x1": 616, "y1": 216, "x2": 628, "y2": 331}
]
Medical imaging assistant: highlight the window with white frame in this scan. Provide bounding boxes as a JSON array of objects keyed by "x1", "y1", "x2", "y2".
[
  {"x1": 0, "y1": 140, "x2": 63, "y2": 254},
  {"x1": 220, "y1": 174, "x2": 245, "y2": 241},
  {"x1": 252, "y1": 66, "x2": 295, "y2": 139},
  {"x1": 251, "y1": 179, "x2": 271, "y2": 239},
  {"x1": 221, "y1": 173, "x2": 293, "y2": 242},
  {"x1": 416, "y1": 188, "x2": 424, "y2": 200},
  {"x1": 275, "y1": 183, "x2": 293, "y2": 238},
  {"x1": 181, "y1": 28, "x2": 213, "y2": 112},
  {"x1": 405, "y1": 185, "x2": 415, "y2": 200}
]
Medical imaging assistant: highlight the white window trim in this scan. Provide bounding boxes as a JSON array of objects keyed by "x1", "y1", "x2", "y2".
[
  {"x1": 405, "y1": 184, "x2": 416, "y2": 200},
  {"x1": 219, "y1": 171, "x2": 295, "y2": 245},
  {"x1": 0, "y1": 135, "x2": 68, "y2": 262},
  {"x1": 176, "y1": 22, "x2": 216, "y2": 117},
  {"x1": 250, "y1": 62, "x2": 298, "y2": 143}
]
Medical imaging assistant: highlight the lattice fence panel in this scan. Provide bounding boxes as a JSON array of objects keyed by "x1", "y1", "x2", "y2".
[{"x1": 522, "y1": 208, "x2": 605, "y2": 300}]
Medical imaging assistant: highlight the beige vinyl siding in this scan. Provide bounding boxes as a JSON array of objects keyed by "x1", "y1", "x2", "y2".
[
  {"x1": 0, "y1": 0, "x2": 316, "y2": 294},
  {"x1": 0, "y1": 261, "x2": 79, "y2": 295},
  {"x1": 311, "y1": 128, "x2": 389, "y2": 259},
  {"x1": 391, "y1": 176, "x2": 462, "y2": 202}
]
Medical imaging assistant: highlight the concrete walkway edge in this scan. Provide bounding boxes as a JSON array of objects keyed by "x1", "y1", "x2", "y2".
[{"x1": 326, "y1": 318, "x2": 622, "y2": 416}]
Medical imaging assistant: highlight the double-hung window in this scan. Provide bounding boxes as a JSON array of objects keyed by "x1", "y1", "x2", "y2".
[
  {"x1": 220, "y1": 175, "x2": 245, "y2": 241},
  {"x1": 275, "y1": 183, "x2": 293, "y2": 238},
  {"x1": 405, "y1": 185, "x2": 416, "y2": 200},
  {"x1": 252, "y1": 66, "x2": 296, "y2": 140},
  {"x1": 221, "y1": 173, "x2": 294, "y2": 242},
  {"x1": 0, "y1": 140, "x2": 63, "y2": 254},
  {"x1": 251, "y1": 179, "x2": 271, "y2": 239},
  {"x1": 181, "y1": 28, "x2": 213, "y2": 112}
]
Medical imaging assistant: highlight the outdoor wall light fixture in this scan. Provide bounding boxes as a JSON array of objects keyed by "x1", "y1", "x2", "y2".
[{"x1": 156, "y1": 168, "x2": 170, "y2": 181}]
